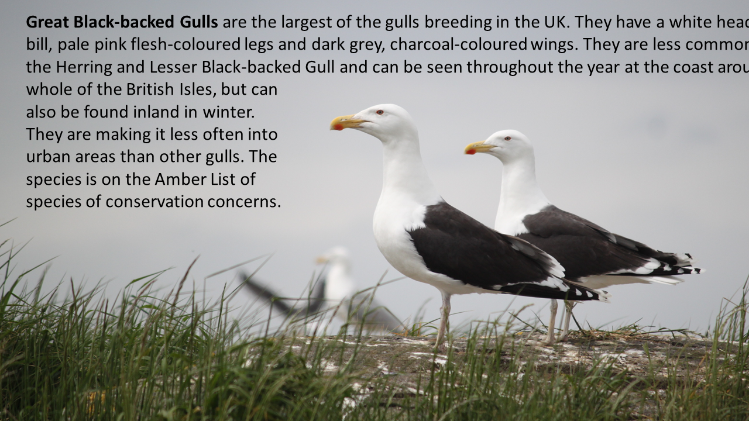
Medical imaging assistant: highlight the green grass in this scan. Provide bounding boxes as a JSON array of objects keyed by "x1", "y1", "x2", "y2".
[{"x1": 1, "y1": 229, "x2": 748, "y2": 420}]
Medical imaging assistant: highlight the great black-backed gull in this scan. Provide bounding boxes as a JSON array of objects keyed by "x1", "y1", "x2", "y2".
[
  {"x1": 239, "y1": 273, "x2": 325, "y2": 323},
  {"x1": 330, "y1": 105, "x2": 609, "y2": 348},
  {"x1": 240, "y1": 247, "x2": 403, "y2": 332},
  {"x1": 465, "y1": 129, "x2": 701, "y2": 342}
]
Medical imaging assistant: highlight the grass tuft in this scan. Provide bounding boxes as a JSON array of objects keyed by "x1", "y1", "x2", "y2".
[{"x1": 1, "y1": 230, "x2": 748, "y2": 420}]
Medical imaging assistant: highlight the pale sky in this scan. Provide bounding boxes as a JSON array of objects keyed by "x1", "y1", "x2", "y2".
[{"x1": 2, "y1": 0, "x2": 748, "y2": 335}]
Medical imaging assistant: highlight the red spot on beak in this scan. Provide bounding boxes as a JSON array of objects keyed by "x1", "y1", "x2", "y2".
[
  {"x1": 466, "y1": 149, "x2": 476, "y2": 155},
  {"x1": 334, "y1": 124, "x2": 344, "y2": 131}
]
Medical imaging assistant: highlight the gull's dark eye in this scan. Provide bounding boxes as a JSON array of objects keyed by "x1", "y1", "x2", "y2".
[
  {"x1": 376, "y1": 110, "x2": 384, "y2": 115},
  {"x1": 504, "y1": 136, "x2": 511, "y2": 141}
]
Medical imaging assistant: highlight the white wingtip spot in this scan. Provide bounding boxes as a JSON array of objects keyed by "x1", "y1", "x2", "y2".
[
  {"x1": 675, "y1": 253, "x2": 695, "y2": 265},
  {"x1": 644, "y1": 259, "x2": 660, "y2": 270},
  {"x1": 546, "y1": 254, "x2": 565, "y2": 278},
  {"x1": 539, "y1": 277, "x2": 569, "y2": 292},
  {"x1": 597, "y1": 289, "x2": 612, "y2": 303}
]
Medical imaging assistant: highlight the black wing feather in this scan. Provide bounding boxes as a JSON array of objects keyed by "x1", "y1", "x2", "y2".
[
  {"x1": 519, "y1": 205, "x2": 696, "y2": 280},
  {"x1": 348, "y1": 296, "x2": 403, "y2": 332},
  {"x1": 408, "y1": 202, "x2": 603, "y2": 301},
  {"x1": 239, "y1": 272, "x2": 326, "y2": 318}
]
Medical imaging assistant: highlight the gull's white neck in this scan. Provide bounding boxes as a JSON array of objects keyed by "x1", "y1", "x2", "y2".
[
  {"x1": 379, "y1": 132, "x2": 441, "y2": 205},
  {"x1": 325, "y1": 261, "x2": 355, "y2": 302},
  {"x1": 495, "y1": 153, "x2": 550, "y2": 234},
  {"x1": 370, "y1": 125, "x2": 442, "y2": 281}
]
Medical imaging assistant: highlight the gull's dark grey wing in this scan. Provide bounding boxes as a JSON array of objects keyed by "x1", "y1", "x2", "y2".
[
  {"x1": 348, "y1": 296, "x2": 403, "y2": 332},
  {"x1": 305, "y1": 275, "x2": 327, "y2": 314},
  {"x1": 408, "y1": 201, "x2": 606, "y2": 302},
  {"x1": 239, "y1": 272, "x2": 295, "y2": 315},
  {"x1": 519, "y1": 205, "x2": 700, "y2": 280}
]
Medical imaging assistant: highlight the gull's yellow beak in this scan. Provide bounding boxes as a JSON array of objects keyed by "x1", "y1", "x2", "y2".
[
  {"x1": 330, "y1": 114, "x2": 367, "y2": 131},
  {"x1": 464, "y1": 141, "x2": 495, "y2": 155}
]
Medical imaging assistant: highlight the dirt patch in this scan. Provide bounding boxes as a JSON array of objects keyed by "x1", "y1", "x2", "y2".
[{"x1": 300, "y1": 331, "x2": 738, "y2": 418}]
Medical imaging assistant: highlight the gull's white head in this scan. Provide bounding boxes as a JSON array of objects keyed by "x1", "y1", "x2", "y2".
[
  {"x1": 315, "y1": 246, "x2": 351, "y2": 265},
  {"x1": 464, "y1": 129, "x2": 534, "y2": 163},
  {"x1": 330, "y1": 104, "x2": 417, "y2": 143},
  {"x1": 315, "y1": 247, "x2": 356, "y2": 302}
]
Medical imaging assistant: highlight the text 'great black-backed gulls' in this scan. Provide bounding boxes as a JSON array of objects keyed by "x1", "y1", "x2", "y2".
[
  {"x1": 240, "y1": 247, "x2": 403, "y2": 332},
  {"x1": 330, "y1": 105, "x2": 610, "y2": 349},
  {"x1": 465, "y1": 130, "x2": 701, "y2": 343}
]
